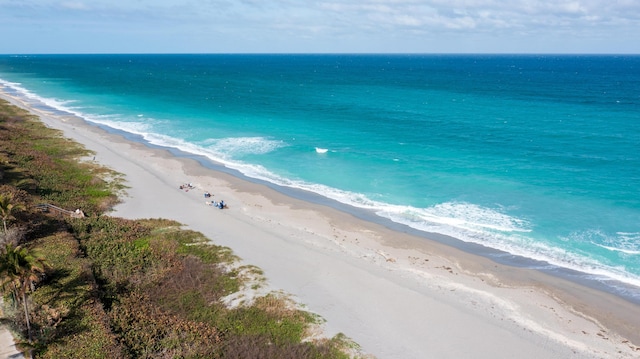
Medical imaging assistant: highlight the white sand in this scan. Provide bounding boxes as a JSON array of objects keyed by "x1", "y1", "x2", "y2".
[
  {"x1": 0, "y1": 326, "x2": 23, "y2": 359},
  {"x1": 3, "y1": 91, "x2": 640, "y2": 359}
]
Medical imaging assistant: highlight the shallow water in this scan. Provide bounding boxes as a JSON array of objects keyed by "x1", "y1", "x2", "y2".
[{"x1": 1, "y1": 54, "x2": 639, "y2": 299}]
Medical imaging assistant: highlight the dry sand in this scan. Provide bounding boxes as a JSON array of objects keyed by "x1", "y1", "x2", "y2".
[
  {"x1": 0, "y1": 326, "x2": 22, "y2": 359},
  {"x1": 2, "y1": 90, "x2": 640, "y2": 359},
  {"x1": 0, "y1": 299, "x2": 23, "y2": 359}
]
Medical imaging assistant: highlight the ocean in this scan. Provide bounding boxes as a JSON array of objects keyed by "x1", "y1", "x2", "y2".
[{"x1": 1, "y1": 54, "x2": 639, "y2": 301}]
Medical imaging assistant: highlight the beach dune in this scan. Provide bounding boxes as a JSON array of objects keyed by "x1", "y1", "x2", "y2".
[{"x1": 2, "y1": 91, "x2": 640, "y2": 358}]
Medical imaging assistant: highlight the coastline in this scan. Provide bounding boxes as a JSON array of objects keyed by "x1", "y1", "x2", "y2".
[{"x1": 2, "y1": 89, "x2": 640, "y2": 358}]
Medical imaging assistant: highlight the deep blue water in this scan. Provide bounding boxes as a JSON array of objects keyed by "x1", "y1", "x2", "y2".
[{"x1": 1, "y1": 54, "x2": 639, "y2": 297}]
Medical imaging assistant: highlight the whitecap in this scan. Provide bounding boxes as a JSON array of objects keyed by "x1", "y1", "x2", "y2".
[
  {"x1": 422, "y1": 201, "x2": 531, "y2": 233},
  {"x1": 202, "y1": 136, "x2": 286, "y2": 157},
  {"x1": 594, "y1": 243, "x2": 640, "y2": 255}
]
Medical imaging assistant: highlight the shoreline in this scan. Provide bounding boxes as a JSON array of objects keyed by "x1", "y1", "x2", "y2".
[
  {"x1": 81, "y1": 106, "x2": 640, "y2": 307},
  {"x1": 2, "y1": 89, "x2": 640, "y2": 358}
]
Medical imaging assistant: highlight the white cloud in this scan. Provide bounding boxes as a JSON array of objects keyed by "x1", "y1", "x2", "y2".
[{"x1": 0, "y1": 0, "x2": 638, "y2": 53}]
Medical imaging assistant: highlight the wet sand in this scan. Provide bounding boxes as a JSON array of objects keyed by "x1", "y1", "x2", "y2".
[{"x1": 2, "y1": 90, "x2": 640, "y2": 358}]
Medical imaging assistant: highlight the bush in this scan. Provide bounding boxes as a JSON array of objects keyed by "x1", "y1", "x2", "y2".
[{"x1": 1, "y1": 99, "x2": 356, "y2": 358}]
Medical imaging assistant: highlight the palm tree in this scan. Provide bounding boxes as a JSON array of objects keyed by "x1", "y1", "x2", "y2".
[
  {"x1": 0, "y1": 193, "x2": 24, "y2": 234},
  {"x1": 0, "y1": 243, "x2": 48, "y2": 342}
]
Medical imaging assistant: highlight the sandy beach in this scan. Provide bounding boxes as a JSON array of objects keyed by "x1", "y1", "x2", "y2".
[{"x1": 2, "y1": 90, "x2": 640, "y2": 359}]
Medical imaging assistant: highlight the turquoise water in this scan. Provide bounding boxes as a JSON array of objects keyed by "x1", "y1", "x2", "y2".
[{"x1": 1, "y1": 54, "x2": 639, "y2": 297}]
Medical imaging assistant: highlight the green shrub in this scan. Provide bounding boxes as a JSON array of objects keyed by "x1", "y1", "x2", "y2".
[{"x1": 1, "y1": 99, "x2": 356, "y2": 359}]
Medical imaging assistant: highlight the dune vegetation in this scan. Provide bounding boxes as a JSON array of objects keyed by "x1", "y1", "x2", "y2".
[{"x1": 0, "y1": 99, "x2": 358, "y2": 359}]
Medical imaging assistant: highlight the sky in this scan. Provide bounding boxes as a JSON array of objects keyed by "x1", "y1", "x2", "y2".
[{"x1": 1, "y1": 0, "x2": 639, "y2": 54}]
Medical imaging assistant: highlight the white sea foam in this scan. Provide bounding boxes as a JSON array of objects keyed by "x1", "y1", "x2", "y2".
[
  {"x1": 421, "y1": 202, "x2": 531, "y2": 233},
  {"x1": 0, "y1": 80, "x2": 111, "y2": 126},
  {"x1": 2, "y1": 77, "x2": 640, "y2": 291},
  {"x1": 0, "y1": 79, "x2": 75, "y2": 110},
  {"x1": 0, "y1": 79, "x2": 22, "y2": 88},
  {"x1": 0, "y1": 81, "x2": 285, "y2": 165},
  {"x1": 82, "y1": 115, "x2": 155, "y2": 134},
  {"x1": 594, "y1": 243, "x2": 640, "y2": 255},
  {"x1": 204, "y1": 137, "x2": 286, "y2": 156},
  {"x1": 369, "y1": 201, "x2": 640, "y2": 288},
  {"x1": 568, "y1": 230, "x2": 640, "y2": 256},
  {"x1": 617, "y1": 231, "x2": 640, "y2": 247}
]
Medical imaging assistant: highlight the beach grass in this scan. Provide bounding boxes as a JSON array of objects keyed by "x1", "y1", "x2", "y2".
[
  {"x1": 0, "y1": 100, "x2": 122, "y2": 214},
  {"x1": 0, "y1": 98, "x2": 355, "y2": 358}
]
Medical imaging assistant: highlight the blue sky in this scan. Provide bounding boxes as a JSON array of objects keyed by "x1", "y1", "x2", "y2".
[{"x1": 1, "y1": 0, "x2": 638, "y2": 54}]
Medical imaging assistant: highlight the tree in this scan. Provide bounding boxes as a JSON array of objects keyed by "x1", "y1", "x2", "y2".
[
  {"x1": 0, "y1": 243, "x2": 48, "y2": 343},
  {"x1": 0, "y1": 193, "x2": 24, "y2": 234}
]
